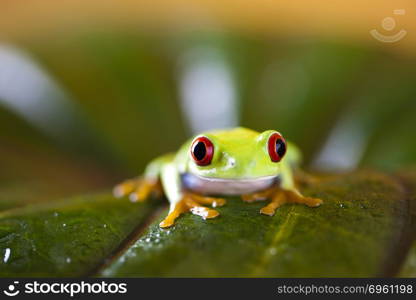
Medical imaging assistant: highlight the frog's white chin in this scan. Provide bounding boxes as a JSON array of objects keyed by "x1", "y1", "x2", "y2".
[{"x1": 181, "y1": 173, "x2": 279, "y2": 196}]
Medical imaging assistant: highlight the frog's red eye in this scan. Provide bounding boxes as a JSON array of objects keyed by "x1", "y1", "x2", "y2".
[
  {"x1": 191, "y1": 136, "x2": 214, "y2": 166},
  {"x1": 268, "y1": 132, "x2": 287, "y2": 162}
]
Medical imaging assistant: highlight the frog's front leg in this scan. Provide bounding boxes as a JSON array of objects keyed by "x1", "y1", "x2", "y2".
[
  {"x1": 284, "y1": 190, "x2": 322, "y2": 207},
  {"x1": 259, "y1": 188, "x2": 322, "y2": 216},
  {"x1": 158, "y1": 164, "x2": 225, "y2": 228},
  {"x1": 259, "y1": 189, "x2": 287, "y2": 216},
  {"x1": 186, "y1": 193, "x2": 226, "y2": 208},
  {"x1": 159, "y1": 192, "x2": 224, "y2": 228},
  {"x1": 242, "y1": 163, "x2": 322, "y2": 216},
  {"x1": 262, "y1": 163, "x2": 322, "y2": 216}
]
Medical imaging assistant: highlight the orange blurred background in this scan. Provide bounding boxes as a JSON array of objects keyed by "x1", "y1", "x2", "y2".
[{"x1": 1, "y1": 0, "x2": 415, "y2": 52}]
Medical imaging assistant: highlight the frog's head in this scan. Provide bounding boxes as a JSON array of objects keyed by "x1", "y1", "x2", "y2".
[{"x1": 184, "y1": 128, "x2": 288, "y2": 195}]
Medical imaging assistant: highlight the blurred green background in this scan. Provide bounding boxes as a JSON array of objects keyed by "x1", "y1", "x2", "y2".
[{"x1": 0, "y1": 1, "x2": 415, "y2": 207}]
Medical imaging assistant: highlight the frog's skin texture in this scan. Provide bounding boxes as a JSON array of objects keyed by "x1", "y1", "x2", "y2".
[{"x1": 114, "y1": 127, "x2": 322, "y2": 228}]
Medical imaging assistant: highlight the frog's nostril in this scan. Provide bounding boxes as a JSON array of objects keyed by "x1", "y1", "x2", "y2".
[
  {"x1": 221, "y1": 154, "x2": 236, "y2": 170},
  {"x1": 229, "y1": 157, "x2": 236, "y2": 167}
]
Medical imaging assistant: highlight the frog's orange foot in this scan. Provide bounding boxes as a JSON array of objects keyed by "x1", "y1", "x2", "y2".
[
  {"x1": 259, "y1": 188, "x2": 323, "y2": 216},
  {"x1": 113, "y1": 177, "x2": 162, "y2": 202},
  {"x1": 159, "y1": 193, "x2": 224, "y2": 228},
  {"x1": 285, "y1": 190, "x2": 323, "y2": 207},
  {"x1": 242, "y1": 188, "x2": 275, "y2": 203},
  {"x1": 185, "y1": 192, "x2": 226, "y2": 208}
]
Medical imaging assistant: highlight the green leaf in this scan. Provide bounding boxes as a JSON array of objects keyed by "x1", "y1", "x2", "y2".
[
  {"x1": 0, "y1": 194, "x2": 159, "y2": 277},
  {"x1": 100, "y1": 171, "x2": 408, "y2": 277},
  {"x1": 396, "y1": 169, "x2": 416, "y2": 277}
]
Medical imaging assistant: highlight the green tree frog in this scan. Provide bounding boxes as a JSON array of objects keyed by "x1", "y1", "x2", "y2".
[{"x1": 114, "y1": 127, "x2": 322, "y2": 228}]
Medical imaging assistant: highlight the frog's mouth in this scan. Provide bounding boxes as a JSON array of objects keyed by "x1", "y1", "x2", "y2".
[{"x1": 181, "y1": 173, "x2": 279, "y2": 196}]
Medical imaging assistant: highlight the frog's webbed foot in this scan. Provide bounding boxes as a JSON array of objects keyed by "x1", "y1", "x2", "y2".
[
  {"x1": 284, "y1": 190, "x2": 323, "y2": 207},
  {"x1": 259, "y1": 188, "x2": 323, "y2": 216},
  {"x1": 186, "y1": 193, "x2": 226, "y2": 208},
  {"x1": 113, "y1": 177, "x2": 162, "y2": 202},
  {"x1": 159, "y1": 192, "x2": 225, "y2": 228}
]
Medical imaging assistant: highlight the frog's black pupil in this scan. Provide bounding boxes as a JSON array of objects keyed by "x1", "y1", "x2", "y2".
[
  {"x1": 193, "y1": 142, "x2": 206, "y2": 161},
  {"x1": 276, "y1": 139, "x2": 286, "y2": 157}
]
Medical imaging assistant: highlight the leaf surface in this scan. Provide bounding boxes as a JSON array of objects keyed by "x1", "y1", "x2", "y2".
[
  {"x1": 0, "y1": 194, "x2": 158, "y2": 277},
  {"x1": 101, "y1": 171, "x2": 408, "y2": 277}
]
